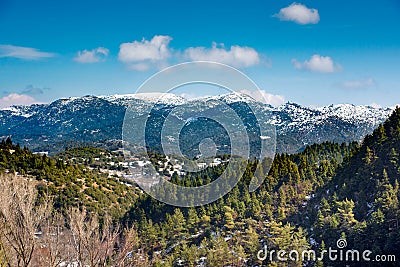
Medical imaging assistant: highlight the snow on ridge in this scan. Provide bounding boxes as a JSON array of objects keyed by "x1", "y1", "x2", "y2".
[
  {"x1": 270, "y1": 101, "x2": 393, "y2": 134},
  {"x1": 1, "y1": 106, "x2": 20, "y2": 112},
  {"x1": 201, "y1": 92, "x2": 256, "y2": 104},
  {"x1": 58, "y1": 97, "x2": 80, "y2": 104},
  {"x1": 100, "y1": 93, "x2": 187, "y2": 105},
  {"x1": 0, "y1": 106, "x2": 33, "y2": 117},
  {"x1": 315, "y1": 104, "x2": 393, "y2": 124},
  {"x1": 0, "y1": 93, "x2": 394, "y2": 127},
  {"x1": 0, "y1": 104, "x2": 44, "y2": 118}
]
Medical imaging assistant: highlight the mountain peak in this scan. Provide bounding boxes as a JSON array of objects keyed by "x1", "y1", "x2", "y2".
[
  {"x1": 201, "y1": 92, "x2": 256, "y2": 104},
  {"x1": 100, "y1": 93, "x2": 187, "y2": 105}
]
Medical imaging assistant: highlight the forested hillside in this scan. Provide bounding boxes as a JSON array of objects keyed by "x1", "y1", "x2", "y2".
[
  {"x1": 308, "y1": 107, "x2": 400, "y2": 265},
  {"x1": 0, "y1": 108, "x2": 399, "y2": 266},
  {"x1": 0, "y1": 138, "x2": 137, "y2": 219}
]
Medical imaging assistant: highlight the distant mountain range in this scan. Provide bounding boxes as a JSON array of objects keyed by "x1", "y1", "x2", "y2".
[{"x1": 0, "y1": 93, "x2": 394, "y2": 154}]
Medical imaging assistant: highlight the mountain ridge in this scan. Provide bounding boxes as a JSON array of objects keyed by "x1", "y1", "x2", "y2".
[{"x1": 0, "y1": 93, "x2": 394, "y2": 154}]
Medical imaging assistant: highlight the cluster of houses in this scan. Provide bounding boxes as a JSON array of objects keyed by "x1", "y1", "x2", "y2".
[
  {"x1": 122, "y1": 155, "x2": 227, "y2": 189},
  {"x1": 130, "y1": 155, "x2": 224, "y2": 177},
  {"x1": 31, "y1": 148, "x2": 227, "y2": 189}
]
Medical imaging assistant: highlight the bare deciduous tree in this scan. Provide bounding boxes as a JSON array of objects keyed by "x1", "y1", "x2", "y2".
[
  {"x1": 32, "y1": 212, "x2": 71, "y2": 267},
  {"x1": 67, "y1": 207, "x2": 121, "y2": 266},
  {"x1": 0, "y1": 174, "x2": 51, "y2": 267},
  {"x1": 113, "y1": 227, "x2": 150, "y2": 267},
  {"x1": 0, "y1": 174, "x2": 144, "y2": 267}
]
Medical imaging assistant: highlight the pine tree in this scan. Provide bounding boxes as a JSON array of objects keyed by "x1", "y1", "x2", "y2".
[
  {"x1": 166, "y1": 209, "x2": 186, "y2": 243},
  {"x1": 336, "y1": 199, "x2": 357, "y2": 230},
  {"x1": 320, "y1": 197, "x2": 331, "y2": 216},
  {"x1": 315, "y1": 240, "x2": 326, "y2": 267},
  {"x1": 375, "y1": 170, "x2": 399, "y2": 216},
  {"x1": 390, "y1": 148, "x2": 398, "y2": 165},
  {"x1": 316, "y1": 210, "x2": 325, "y2": 229},
  {"x1": 179, "y1": 242, "x2": 198, "y2": 266},
  {"x1": 187, "y1": 208, "x2": 199, "y2": 234},
  {"x1": 363, "y1": 146, "x2": 375, "y2": 164},
  {"x1": 243, "y1": 226, "x2": 259, "y2": 260},
  {"x1": 223, "y1": 206, "x2": 235, "y2": 231},
  {"x1": 377, "y1": 124, "x2": 387, "y2": 142},
  {"x1": 206, "y1": 236, "x2": 231, "y2": 266},
  {"x1": 370, "y1": 208, "x2": 385, "y2": 225}
]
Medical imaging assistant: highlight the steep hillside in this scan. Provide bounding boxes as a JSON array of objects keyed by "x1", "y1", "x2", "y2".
[{"x1": 307, "y1": 107, "x2": 400, "y2": 264}]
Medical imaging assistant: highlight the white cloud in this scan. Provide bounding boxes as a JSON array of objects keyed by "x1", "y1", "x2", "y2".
[
  {"x1": 292, "y1": 54, "x2": 341, "y2": 73},
  {"x1": 341, "y1": 78, "x2": 375, "y2": 89},
  {"x1": 0, "y1": 93, "x2": 40, "y2": 109},
  {"x1": 0, "y1": 44, "x2": 55, "y2": 60},
  {"x1": 74, "y1": 47, "x2": 109, "y2": 63},
  {"x1": 240, "y1": 89, "x2": 285, "y2": 107},
  {"x1": 274, "y1": 3, "x2": 320, "y2": 25},
  {"x1": 118, "y1": 36, "x2": 263, "y2": 70},
  {"x1": 184, "y1": 42, "x2": 260, "y2": 68},
  {"x1": 118, "y1": 35, "x2": 172, "y2": 70}
]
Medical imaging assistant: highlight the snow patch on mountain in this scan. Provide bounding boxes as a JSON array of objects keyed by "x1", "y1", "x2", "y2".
[
  {"x1": 202, "y1": 92, "x2": 257, "y2": 104},
  {"x1": 315, "y1": 104, "x2": 392, "y2": 125},
  {"x1": 100, "y1": 93, "x2": 187, "y2": 106},
  {"x1": 0, "y1": 104, "x2": 45, "y2": 118}
]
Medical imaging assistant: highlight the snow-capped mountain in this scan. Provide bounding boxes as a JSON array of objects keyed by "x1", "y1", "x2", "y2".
[
  {"x1": 0, "y1": 93, "x2": 394, "y2": 154},
  {"x1": 100, "y1": 93, "x2": 188, "y2": 106},
  {"x1": 202, "y1": 92, "x2": 259, "y2": 104},
  {"x1": 272, "y1": 101, "x2": 393, "y2": 150}
]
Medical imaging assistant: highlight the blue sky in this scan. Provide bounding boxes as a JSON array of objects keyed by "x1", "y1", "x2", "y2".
[{"x1": 0, "y1": 0, "x2": 399, "y2": 107}]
